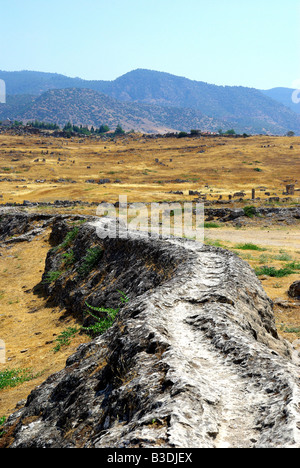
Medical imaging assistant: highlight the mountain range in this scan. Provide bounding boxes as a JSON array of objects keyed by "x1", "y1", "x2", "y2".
[{"x1": 0, "y1": 69, "x2": 299, "y2": 135}]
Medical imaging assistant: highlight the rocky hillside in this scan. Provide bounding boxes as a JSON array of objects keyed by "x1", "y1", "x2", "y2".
[
  {"x1": 0, "y1": 88, "x2": 226, "y2": 134},
  {"x1": 0, "y1": 215, "x2": 299, "y2": 448},
  {"x1": 262, "y1": 87, "x2": 300, "y2": 115},
  {"x1": 1, "y1": 69, "x2": 300, "y2": 134}
]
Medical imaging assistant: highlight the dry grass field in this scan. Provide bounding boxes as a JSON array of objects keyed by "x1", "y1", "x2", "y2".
[
  {"x1": 0, "y1": 228, "x2": 90, "y2": 418},
  {"x1": 0, "y1": 131, "x2": 299, "y2": 420},
  {"x1": 0, "y1": 132, "x2": 299, "y2": 205}
]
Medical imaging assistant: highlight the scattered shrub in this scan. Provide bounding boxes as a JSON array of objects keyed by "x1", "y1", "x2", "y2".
[
  {"x1": 235, "y1": 243, "x2": 266, "y2": 251},
  {"x1": 286, "y1": 261, "x2": 300, "y2": 271},
  {"x1": 274, "y1": 252, "x2": 293, "y2": 262},
  {"x1": 255, "y1": 265, "x2": 295, "y2": 277},
  {"x1": 205, "y1": 239, "x2": 223, "y2": 247},
  {"x1": 59, "y1": 227, "x2": 79, "y2": 250},
  {"x1": 0, "y1": 416, "x2": 6, "y2": 437},
  {"x1": 284, "y1": 327, "x2": 300, "y2": 335},
  {"x1": 243, "y1": 206, "x2": 257, "y2": 218},
  {"x1": 53, "y1": 327, "x2": 79, "y2": 353},
  {"x1": 61, "y1": 249, "x2": 75, "y2": 268},
  {"x1": 77, "y1": 247, "x2": 104, "y2": 278},
  {"x1": 82, "y1": 291, "x2": 129, "y2": 337},
  {"x1": 258, "y1": 254, "x2": 271, "y2": 264},
  {"x1": 43, "y1": 270, "x2": 62, "y2": 284},
  {"x1": 82, "y1": 305, "x2": 119, "y2": 336},
  {"x1": 0, "y1": 368, "x2": 37, "y2": 390},
  {"x1": 203, "y1": 222, "x2": 221, "y2": 229}
]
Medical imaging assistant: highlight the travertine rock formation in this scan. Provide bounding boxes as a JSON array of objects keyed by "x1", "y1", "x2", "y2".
[{"x1": 1, "y1": 216, "x2": 300, "y2": 448}]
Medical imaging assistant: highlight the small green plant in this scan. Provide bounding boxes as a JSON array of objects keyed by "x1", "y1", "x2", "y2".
[
  {"x1": 255, "y1": 265, "x2": 295, "y2": 278},
  {"x1": 43, "y1": 270, "x2": 62, "y2": 284},
  {"x1": 55, "y1": 227, "x2": 79, "y2": 252},
  {"x1": 254, "y1": 167, "x2": 263, "y2": 172},
  {"x1": 53, "y1": 327, "x2": 79, "y2": 353},
  {"x1": 82, "y1": 305, "x2": 119, "y2": 336},
  {"x1": 205, "y1": 239, "x2": 223, "y2": 247},
  {"x1": 258, "y1": 254, "x2": 271, "y2": 264},
  {"x1": 117, "y1": 290, "x2": 130, "y2": 305},
  {"x1": 0, "y1": 416, "x2": 6, "y2": 437},
  {"x1": 70, "y1": 219, "x2": 86, "y2": 226},
  {"x1": 286, "y1": 261, "x2": 300, "y2": 271},
  {"x1": 0, "y1": 368, "x2": 37, "y2": 390},
  {"x1": 203, "y1": 222, "x2": 221, "y2": 229},
  {"x1": 82, "y1": 291, "x2": 129, "y2": 336},
  {"x1": 283, "y1": 327, "x2": 300, "y2": 335},
  {"x1": 274, "y1": 252, "x2": 293, "y2": 262},
  {"x1": 235, "y1": 243, "x2": 266, "y2": 251},
  {"x1": 77, "y1": 247, "x2": 103, "y2": 278},
  {"x1": 61, "y1": 249, "x2": 75, "y2": 268},
  {"x1": 243, "y1": 206, "x2": 257, "y2": 218}
]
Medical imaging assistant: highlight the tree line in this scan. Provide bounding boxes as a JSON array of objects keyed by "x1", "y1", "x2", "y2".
[
  {"x1": 0, "y1": 119, "x2": 126, "y2": 136},
  {"x1": 62, "y1": 122, "x2": 126, "y2": 137}
]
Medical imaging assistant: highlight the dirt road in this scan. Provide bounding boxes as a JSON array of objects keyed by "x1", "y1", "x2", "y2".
[{"x1": 205, "y1": 227, "x2": 300, "y2": 249}]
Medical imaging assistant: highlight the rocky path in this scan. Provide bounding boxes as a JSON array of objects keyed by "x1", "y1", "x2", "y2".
[
  {"x1": 168, "y1": 307, "x2": 259, "y2": 448},
  {"x1": 161, "y1": 242, "x2": 300, "y2": 448},
  {"x1": 160, "y1": 253, "x2": 263, "y2": 448}
]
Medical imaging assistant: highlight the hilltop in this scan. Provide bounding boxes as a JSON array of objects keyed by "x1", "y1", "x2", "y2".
[{"x1": 261, "y1": 87, "x2": 300, "y2": 114}]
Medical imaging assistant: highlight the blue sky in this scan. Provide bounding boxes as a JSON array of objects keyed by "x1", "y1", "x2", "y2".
[{"x1": 1, "y1": 0, "x2": 300, "y2": 89}]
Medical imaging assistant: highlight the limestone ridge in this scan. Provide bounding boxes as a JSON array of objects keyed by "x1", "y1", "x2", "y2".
[{"x1": 1, "y1": 215, "x2": 300, "y2": 448}]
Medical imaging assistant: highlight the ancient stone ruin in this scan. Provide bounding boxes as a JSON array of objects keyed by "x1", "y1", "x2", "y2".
[{"x1": 0, "y1": 214, "x2": 299, "y2": 448}]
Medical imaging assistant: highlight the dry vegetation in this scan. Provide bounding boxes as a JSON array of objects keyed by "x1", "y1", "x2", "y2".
[
  {"x1": 0, "y1": 229, "x2": 90, "y2": 418},
  {"x1": 0, "y1": 132, "x2": 299, "y2": 205},
  {"x1": 0, "y1": 131, "x2": 299, "y2": 420}
]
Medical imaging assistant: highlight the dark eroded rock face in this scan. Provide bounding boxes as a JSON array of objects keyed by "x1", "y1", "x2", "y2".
[
  {"x1": 1, "y1": 217, "x2": 300, "y2": 449},
  {"x1": 288, "y1": 281, "x2": 300, "y2": 299},
  {"x1": 0, "y1": 213, "x2": 53, "y2": 243}
]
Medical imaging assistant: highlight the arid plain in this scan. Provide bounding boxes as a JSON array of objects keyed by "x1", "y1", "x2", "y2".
[{"x1": 0, "y1": 132, "x2": 299, "y2": 205}]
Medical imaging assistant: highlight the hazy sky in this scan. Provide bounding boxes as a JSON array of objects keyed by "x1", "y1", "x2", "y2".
[{"x1": 1, "y1": 0, "x2": 300, "y2": 89}]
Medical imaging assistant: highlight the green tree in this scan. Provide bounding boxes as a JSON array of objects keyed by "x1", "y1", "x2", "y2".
[
  {"x1": 63, "y1": 122, "x2": 73, "y2": 131},
  {"x1": 98, "y1": 124, "x2": 110, "y2": 134},
  {"x1": 114, "y1": 124, "x2": 125, "y2": 135}
]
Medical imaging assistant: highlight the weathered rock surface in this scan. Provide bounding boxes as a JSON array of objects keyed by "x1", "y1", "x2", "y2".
[
  {"x1": 1, "y1": 217, "x2": 300, "y2": 448},
  {"x1": 0, "y1": 212, "x2": 53, "y2": 242},
  {"x1": 288, "y1": 281, "x2": 300, "y2": 299}
]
